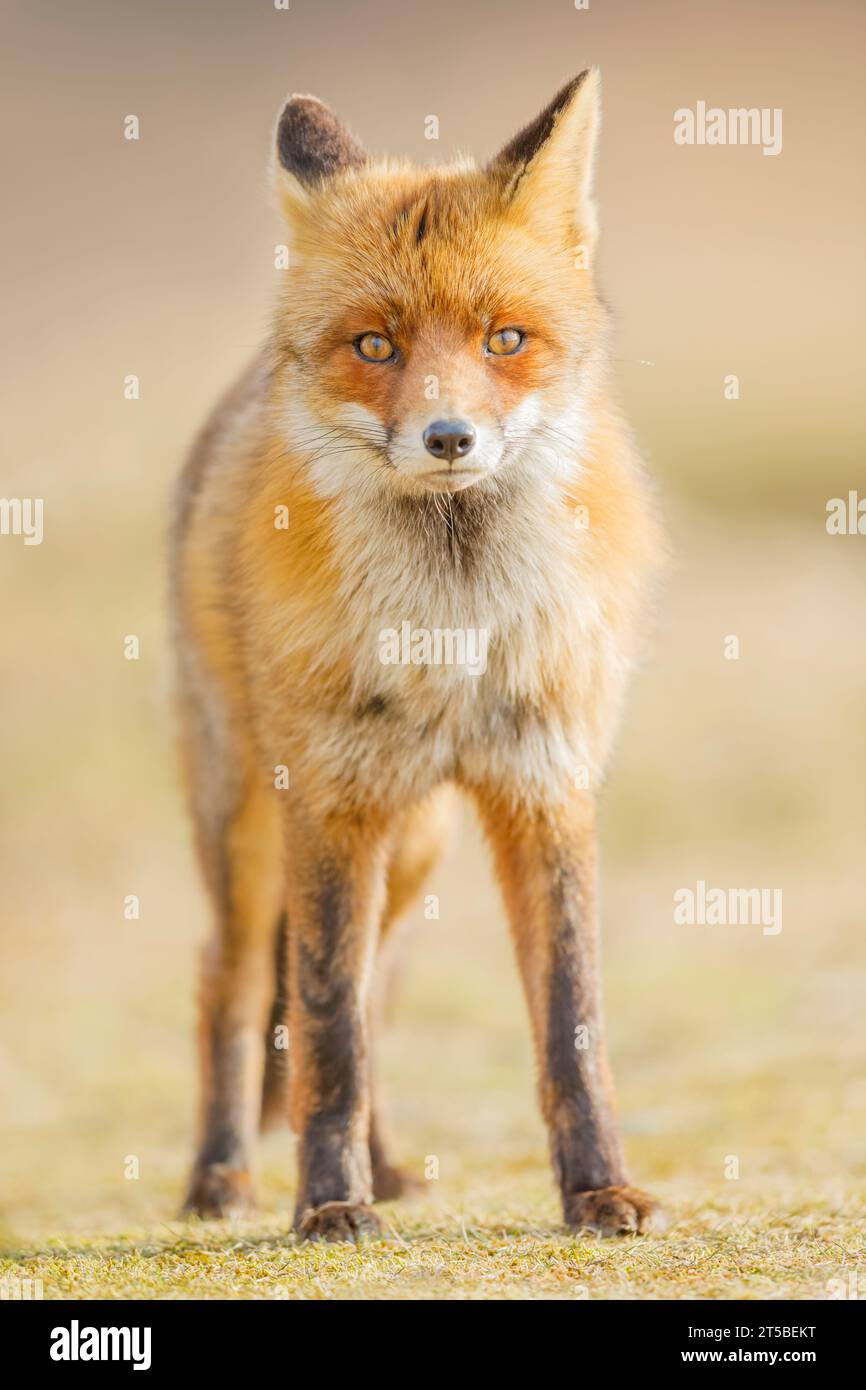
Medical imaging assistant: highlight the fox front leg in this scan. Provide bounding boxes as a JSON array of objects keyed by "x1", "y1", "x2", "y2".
[
  {"x1": 475, "y1": 785, "x2": 662, "y2": 1236},
  {"x1": 284, "y1": 804, "x2": 392, "y2": 1242}
]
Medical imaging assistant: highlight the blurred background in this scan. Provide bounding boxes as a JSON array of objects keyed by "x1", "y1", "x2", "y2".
[{"x1": 1, "y1": 0, "x2": 864, "y2": 1296}]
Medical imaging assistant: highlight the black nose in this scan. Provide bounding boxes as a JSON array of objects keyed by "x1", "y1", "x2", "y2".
[{"x1": 422, "y1": 418, "x2": 476, "y2": 462}]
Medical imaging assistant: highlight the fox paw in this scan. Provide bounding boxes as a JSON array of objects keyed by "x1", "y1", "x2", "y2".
[
  {"x1": 183, "y1": 1164, "x2": 254, "y2": 1219},
  {"x1": 296, "y1": 1201, "x2": 382, "y2": 1243},
  {"x1": 564, "y1": 1184, "x2": 663, "y2": 1237}
]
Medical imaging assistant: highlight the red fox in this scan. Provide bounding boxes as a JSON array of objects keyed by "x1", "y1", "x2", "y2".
[{"x1": 172, "y1": 70, "x2": 664, "y2": 1241}]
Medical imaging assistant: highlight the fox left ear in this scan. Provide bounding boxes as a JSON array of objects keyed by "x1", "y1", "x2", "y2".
[
  {"x1": 489, "y1": 70, "x2": 601, "y2": 249},
  {"x1": 273, "y1": 94, "x2": 367, "y2": 216}
]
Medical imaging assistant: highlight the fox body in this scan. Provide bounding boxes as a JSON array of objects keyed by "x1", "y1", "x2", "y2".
[{"x1": 173, "y1": 72, "x2": 664, "y2": 1239}]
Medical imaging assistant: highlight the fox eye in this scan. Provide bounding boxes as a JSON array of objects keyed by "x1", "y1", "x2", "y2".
[
  {"x1": 355, "y1": 332, "x2": 395, "y2": 362},
  {"x1": 486, "y1": 328, "x2": 525, "y2": 356}
]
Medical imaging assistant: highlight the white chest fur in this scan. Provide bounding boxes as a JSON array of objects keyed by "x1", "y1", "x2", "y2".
[{"x1": 276, "y1": 466, "x2": 615, "y2": 809}]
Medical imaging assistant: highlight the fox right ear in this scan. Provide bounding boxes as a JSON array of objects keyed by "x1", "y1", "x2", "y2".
[
  {"x1": 489, "y1": 71, "x2": 601, "y2": 249},
  {"x1": 274, "y1": 95, "x2": 366, "y2": 212}
]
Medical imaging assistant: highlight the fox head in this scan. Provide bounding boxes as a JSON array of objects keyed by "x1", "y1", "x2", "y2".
[{"x1": 271, "y1": 73, "x2": 606, "y2": 499}]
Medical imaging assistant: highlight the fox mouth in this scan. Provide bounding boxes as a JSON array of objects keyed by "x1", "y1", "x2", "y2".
[{"x1": 417, "y1": 468, "x2": 489, "y2": 494}]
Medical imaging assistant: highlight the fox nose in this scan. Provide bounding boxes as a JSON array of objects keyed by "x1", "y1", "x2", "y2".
[{"x1": 423, "y1": 418, "x2": 476, "y2": 462}]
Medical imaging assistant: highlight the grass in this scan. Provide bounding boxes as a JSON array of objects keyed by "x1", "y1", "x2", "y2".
[
  {"x1": 4, "y1": 1182, "x2": 865, "y2": 1300},
  {"x1": 6, "y1": 1195, "x2": 866, "y2": 1301}
]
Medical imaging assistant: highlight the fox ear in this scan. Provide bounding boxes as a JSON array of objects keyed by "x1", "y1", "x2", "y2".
[
  {"x1": 274, "y1": 94, "x2": 366, "y2": 213},
  {"x1": 489, "y1": 70, "x2": 601, "y2": 249}
]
